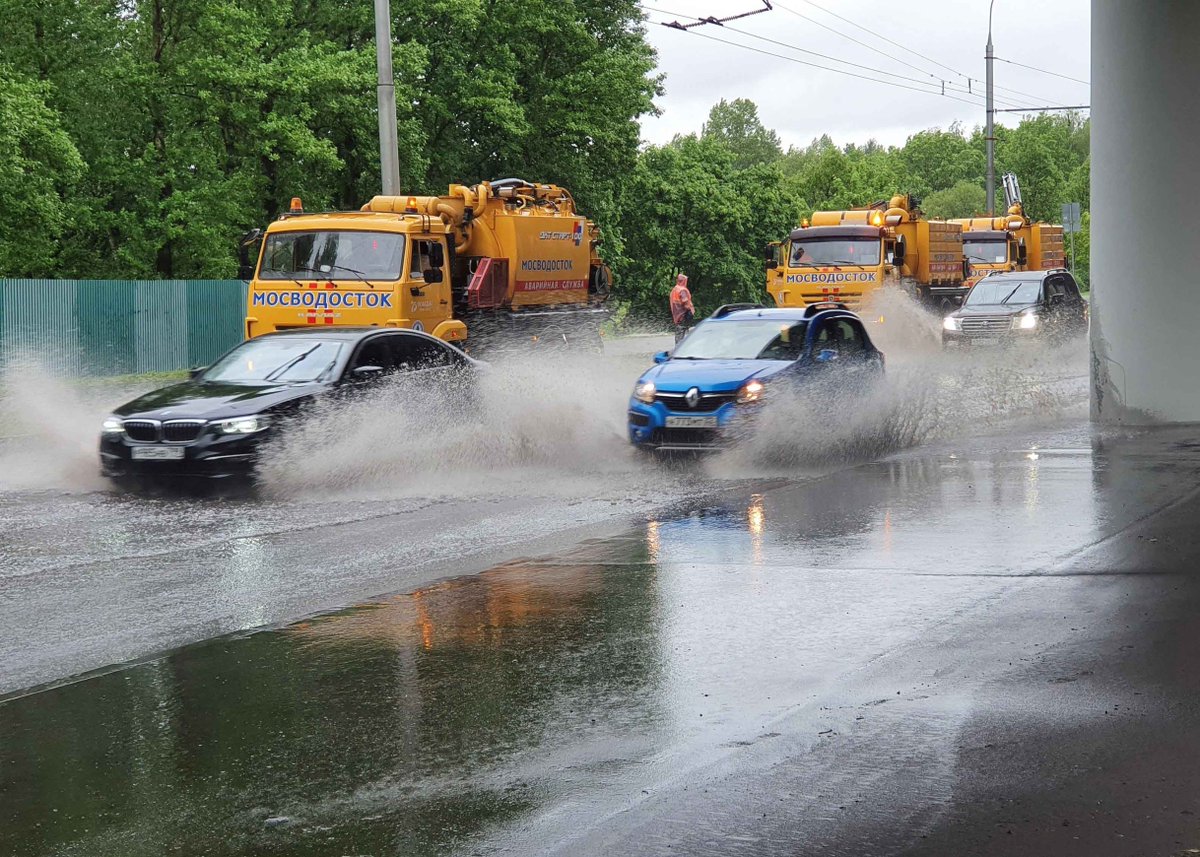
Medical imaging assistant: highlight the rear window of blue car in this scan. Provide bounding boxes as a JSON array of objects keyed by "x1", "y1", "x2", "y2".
[{"x1": 674, "y1": 320, "x2": 808, "y2": 360}]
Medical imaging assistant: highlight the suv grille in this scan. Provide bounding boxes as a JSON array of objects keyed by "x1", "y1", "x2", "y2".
[
  {"x1": 655, "y1": 392, "x2": 736, "y2": 413},
  {"x1": 960, "y1": 316, "x2": 1011, "y2": 337},
  {"x1": 122, "y1": 420, "x2": 159, "y2": 442},
  {"x1": 162, "y1": 420, "x2": 205, "y2": 442}
]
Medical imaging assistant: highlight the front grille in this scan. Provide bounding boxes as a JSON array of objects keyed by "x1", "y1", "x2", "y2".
[
  {"x1": 162, "y1": 420, "x2": 205, "y2": 442},
  {"x1": 122, "y1": 420, "x2": 159, "y2": 442},
  {"x1": 960, "y1": 316, "x2": 1012, "y2": 337},
  {"x1": 803, "y1": 292, "x2": 863, "y2": 307},
  {"x1": 652, "y1": 427, "x2": 721, "y2": 447},
  {"x1": 654, "y1": 392, "x2": 736, "y2": 413}
]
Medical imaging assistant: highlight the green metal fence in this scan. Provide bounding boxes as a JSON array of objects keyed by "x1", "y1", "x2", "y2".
[{"x1": 0, "y1": 280, "x2": 247, "y2": 375}]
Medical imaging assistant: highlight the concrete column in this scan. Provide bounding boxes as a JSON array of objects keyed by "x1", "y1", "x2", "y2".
[{"x1": 1091, "y1": 1, "x2": 1200, "y2": 423}]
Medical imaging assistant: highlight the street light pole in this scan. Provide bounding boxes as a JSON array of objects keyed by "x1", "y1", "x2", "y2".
[
  {"x1": 374, "y1": 0, "x2": 401, "y2": 195},
  {"x1": 986, "y1": 0, "x2": 996, "y2": 216}
]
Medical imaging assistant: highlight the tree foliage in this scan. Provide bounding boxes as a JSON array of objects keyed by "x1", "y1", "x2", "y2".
[
  {"x1": 922, "y1": 181, "x2": 987, "y2": 220},
  {"x1": 701, "y1": 98, "x2": 782, "y2": 170}
]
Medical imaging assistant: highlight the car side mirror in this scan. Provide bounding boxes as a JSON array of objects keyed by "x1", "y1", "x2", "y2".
[
  {"x1": 428, "y1": 243, "x2": 445, "y2": 268},
  {"x1": 653, "y1": 350, "x2": 670, "y2": 364},
  {"x1": 814, "y1": 349, "x2": 838, "y2": 363},
  {"x1": 238, "y1": 228, "x2": 262, "y2": 281},
  {"x1": 187, "y1": 366, "x2": 206, "y2": 380},
  {"x1": 351, "y1": 365, "x2": 384, "y2": 382},
  {"x1": 764, "y1": 244, "x2": 778, "y2": 269},
  {"x1": 892, "y1": 236, "x2": 906, "y2": 267},
  {"x1": 423, "y1": 267, "x2": 444, "y2": 284},
  {"x1": 1017, "y1": 239, "x2": 1028, "y2": 266}
]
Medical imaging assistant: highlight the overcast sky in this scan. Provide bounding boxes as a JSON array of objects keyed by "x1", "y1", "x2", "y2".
[{"x1": 639, "y1": 0, "x2": 1090, "y2": 149}]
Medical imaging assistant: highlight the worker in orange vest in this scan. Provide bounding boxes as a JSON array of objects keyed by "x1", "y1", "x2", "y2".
[{"x1": 669, "y1": 273, "x2": 695, "y2": 341}]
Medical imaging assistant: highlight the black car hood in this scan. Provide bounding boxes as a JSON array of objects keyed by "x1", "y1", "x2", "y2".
[
  {"x1": 954, "y1": 301, "x2": 1039, "y2": 317},
  {"x1": 113, "y1": 380, "x2": 323, "y2": 420}
]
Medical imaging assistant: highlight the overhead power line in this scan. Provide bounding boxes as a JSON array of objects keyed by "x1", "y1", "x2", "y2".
[
  {"x1": 992, "y1": 56, "x2": 1090, "y2": 87},
  {"x1": 646, "y1": 21, "x2": 986, "y2": 110},
  {"x1": 641, "y1": 5, "x2": 1023, "y2": 110},
  {"x1": 778, "y1": 0, "x2": 1051, "y2": 105},
  {"x1": 994, "y1": 105, "x2": 1090, "y2": 114},
  {"x1": 660, "y1": 0, "x2": 772, "y2": 30}
]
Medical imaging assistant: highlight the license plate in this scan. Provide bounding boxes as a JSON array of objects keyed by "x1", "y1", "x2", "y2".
[
  {"x1": 130, "y1": 446, "x2": 185, "y2": 461},
  {"x1": 665, "y1": 415, "x2": 718, "y2": 429},
  {"x1": 971, "y1": 337, "x2": 1000, "y2": 346}
]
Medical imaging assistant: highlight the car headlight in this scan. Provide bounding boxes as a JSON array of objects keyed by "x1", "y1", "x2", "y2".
[
  {"x1": 1014, "y1": 312, "x2": 1038, "y2": 330},
  {"x1": 214, "y1": 415, "x2": 271, "y2": 434},
  {"x1": 633, "y1": 380, "x2": 656, "y2": 404},
  {"x1": 101, "y1": 416, "x2": 124, "y2": 435},
  {"x1": 943, "y1": 316, "x2": 961, "y2": 332},
  {"x1": 737, "y1": 379, "x2": 766, "y2": 404}
]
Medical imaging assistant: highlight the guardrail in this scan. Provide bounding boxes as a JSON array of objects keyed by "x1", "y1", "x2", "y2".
[{"x1": 0, "y1": 279, "x2": 247, "y2": 375}]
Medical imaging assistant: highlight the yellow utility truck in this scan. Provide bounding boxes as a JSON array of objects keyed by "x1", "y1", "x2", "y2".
[
  {"x1": 952, "y1": 173, "x2": 1065, "y2": 283},
  {"x1": 766, "y1": 195, "x2": 968, "y2": 311},
  {"x1": 241, "y1": 179, "x2": 610, "y2": 345}
]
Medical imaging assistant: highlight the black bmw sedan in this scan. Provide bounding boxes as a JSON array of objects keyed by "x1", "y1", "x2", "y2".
[{"x1": 100, "y1": 328, "x2": 480, "y2": 479}]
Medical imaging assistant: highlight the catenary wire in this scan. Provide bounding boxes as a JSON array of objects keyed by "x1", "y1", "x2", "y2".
[
  {"x1": 641, "y1": 5, "x2": 1024, "y2": 109},
  {"x1": 992, "y1": 56, "x2": 1090, "y2": 87}
]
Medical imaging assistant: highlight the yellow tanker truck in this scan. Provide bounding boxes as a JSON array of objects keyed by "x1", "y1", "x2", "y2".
[
  {"x1": 952, "y1": 173, "x2": 1065, "y2": 285},
  {"x1": 241, "y1": 179, "x2": 610, "y2": 345},
  {"x1": 766, "y1": 195, "x2": 968, "y2": 311}
]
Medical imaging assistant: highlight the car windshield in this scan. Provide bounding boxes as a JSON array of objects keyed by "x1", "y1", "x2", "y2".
[
  {"x1": 203, "y1": 339, "x2": 343, "y2": 384},
  {"x1": 963, "y1": 239, "x2": 1009, "y2": 264},
  {"x1": 673, "y1": 319, "x2": 809, "y2": 361},
  {"x1": 259, "y1": 231, "x2": 405, "y2": 280},
  {"x1": 966, "y1": 279, "x2": 1042, "y2": 306},
  {"x1": 789, "y1": 237, "x2": 881, "y2": 267}
]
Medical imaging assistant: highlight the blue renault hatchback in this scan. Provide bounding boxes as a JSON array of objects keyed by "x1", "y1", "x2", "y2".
[{"x1": 627, "y1": 302, "x2": 885, "y2": 452}]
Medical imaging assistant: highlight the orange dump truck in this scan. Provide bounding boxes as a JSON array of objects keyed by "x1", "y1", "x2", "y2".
[
  {"x1": 952, "y1": 173, "x2": 1065, "y2": 286},
  {"x1": 241, "y1": 179, "x2": 610, "y2": 345},
  {"x1": 766, "y1": 195, "x2": 968, "y2": 310}
]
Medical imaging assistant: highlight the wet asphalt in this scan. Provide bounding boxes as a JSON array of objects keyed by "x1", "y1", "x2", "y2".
[{"x1": 7, "y1": 414, "x2": 1200, "y2": 856}]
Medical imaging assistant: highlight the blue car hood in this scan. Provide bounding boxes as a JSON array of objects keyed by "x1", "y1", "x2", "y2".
[{"x1": 641, "y1": 359, "x2": 790, "y2": 393}]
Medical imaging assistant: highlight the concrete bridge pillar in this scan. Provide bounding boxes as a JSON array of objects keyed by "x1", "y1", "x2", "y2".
[{"x1": 1091, "y1": 1, "x2": 1200, "y2": 423}]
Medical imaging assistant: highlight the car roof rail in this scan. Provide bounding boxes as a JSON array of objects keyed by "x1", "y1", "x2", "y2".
[
  {"x1": 710, "y1": 303, "x2": 765, "y2": 318},
  {"x1": 802, "y1": 301, "x2": 851, "y2": 318}
]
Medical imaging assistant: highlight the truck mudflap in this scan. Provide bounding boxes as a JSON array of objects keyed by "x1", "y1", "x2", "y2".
[{"x1": 920, "y1": 284, "x2": 971, "y2": 310}]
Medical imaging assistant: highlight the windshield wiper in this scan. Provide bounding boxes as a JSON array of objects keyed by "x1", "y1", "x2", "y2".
[
  {"x1": 966, "y1": 254, "x2": 995, "y2": 263},
  {"x1": 260, "y1": 269, "x2": 308, "y2": 289},
  {"x1": 1000, "y1": 284, "x2": 1025, "y2": 304},
  {"x1": 296, "y1": 263, "x2": 382, "y2": 290},
  {"x1": 264, "y1": 344, "x2": 322, "y2": 382}
]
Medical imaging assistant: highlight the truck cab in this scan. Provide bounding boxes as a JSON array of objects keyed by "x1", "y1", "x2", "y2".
[{"x1": 243, "y1": 200, "x2": 465, "y2": 343}]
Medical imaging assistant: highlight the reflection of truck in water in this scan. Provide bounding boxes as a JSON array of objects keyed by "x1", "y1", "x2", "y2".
[
  {"x1": 766, "y1": 195, "x2": 968, "y2": 311},
  {"x1": 242, "y1": 179, "x2": 611, "y2": 346},
  {"x1": 952, "y1": 173, "x2": 1065, "y2": 285}
]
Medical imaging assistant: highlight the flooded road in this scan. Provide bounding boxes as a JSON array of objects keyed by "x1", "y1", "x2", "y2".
[
  {"x1": 14, "y1": 317, "x2": 1196, "y2": 855},
  {"x1": 10, "y1": 416, "x2": 1200, "y2": 855}
]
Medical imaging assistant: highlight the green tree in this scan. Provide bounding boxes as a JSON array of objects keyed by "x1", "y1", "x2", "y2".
[
  {"x1": 701, "y1": 98, "x2": 782, "y2": 169},
  {"x1": 0, "y1": 66, "x2": 84, "y2": 276},
  {"x1": 922, "y1": 181, "x2": 987, "y2": 219},
  {"x1": 897, "y1": 123, "x2": 983, "y2": 199},
  {"x1": 614, "y1": 135, "x2": 797, "y2": 320}
]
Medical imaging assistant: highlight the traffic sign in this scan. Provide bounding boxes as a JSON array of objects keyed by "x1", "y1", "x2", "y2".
[{"x1": 1062, "y1": 202, "x2": 1082, "y2": 233}]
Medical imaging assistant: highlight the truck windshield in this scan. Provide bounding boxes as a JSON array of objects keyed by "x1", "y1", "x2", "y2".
[
  {"x1": 966, "y1": 279, "x2": 1041, "y2": 306},
  {"x1": 203, "y1": 339, "x2": 344, "y2": 384},
  {"x1": 789, "y1": 238, "x2": 881, "y2": 267},
  {"x1": 963, "y1": 239, "x2": 1009, "y2": 264},
  {"x1": 259, "y1": 231, "x2": 406, "y2": 280},
  {"x1": 674, "y1": 320, "x2": 809, "y2": 361}
]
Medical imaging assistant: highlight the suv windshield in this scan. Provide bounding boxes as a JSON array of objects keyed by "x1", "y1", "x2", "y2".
[
  {"x1": 963, "y1": 240, "x2": 1009, "y2": 264},
  {"x1": 259, "y1": 231, "x2": 405, "y2": 280},
  {"x1": 966, "y1": 279, "x2": 1041, "y2": 306},
  {"x1": 674, "y1": 319, "x2": 809, "y2": 360},
  {"x1": 203, "y1": 339, "x2": 343, "y2": 384},
  {"x1": 789, "y1": 238, "x2": 881, "y2": 267}
]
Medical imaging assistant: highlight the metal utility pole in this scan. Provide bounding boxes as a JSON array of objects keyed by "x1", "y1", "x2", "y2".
[
  {"x1": 986, "y1": 0, "x2": 996, "y2": 215},
  {"x1": 374, "y1": 0, "x2": 401, "y2": 195}
]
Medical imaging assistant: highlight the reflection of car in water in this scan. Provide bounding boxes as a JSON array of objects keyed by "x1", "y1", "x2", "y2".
[
  {"x1": 627, "y1": 302, "x2": 885, "y2": 453},
  {"x1": 99, "y1": 328, "x2": 480, "y2": 479},
  {"x1": 942, "y1": 269, "x2": 1088, "y2": 347}
]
